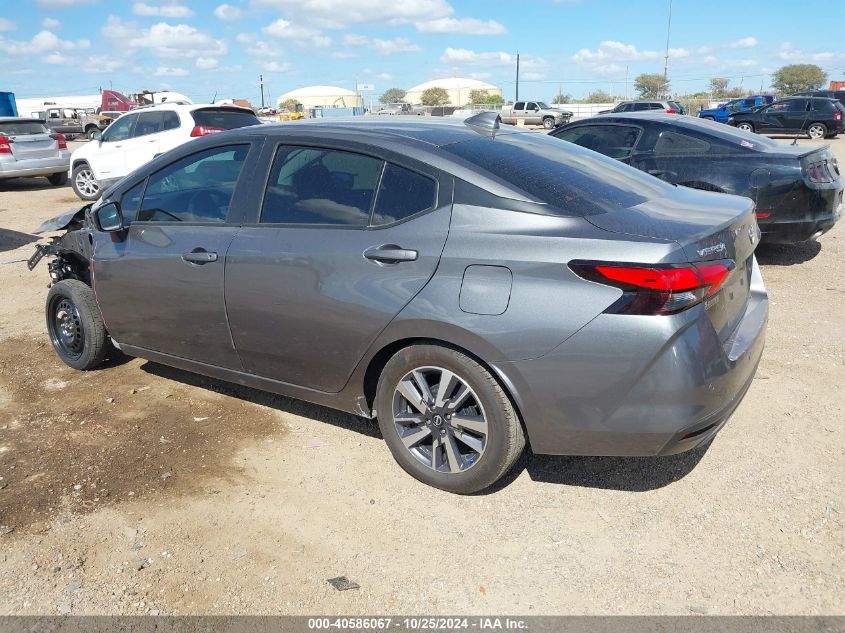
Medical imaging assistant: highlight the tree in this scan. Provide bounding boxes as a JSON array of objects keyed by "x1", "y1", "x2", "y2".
[
  {"x1": 379, "y1": 88, "x2": 406, "y2": 104},
  {"x1": 634, "y1": 73, "x2": 669, "y2": 99},
  {"x1": 420, "y1": 87, "x2": 450, "y2": 106},
  {"x1": 484, "y1": 94, "x2": 505, "y2": 106},
  {"x1": 772, "y1": 64, "x2": 827, "y2": 95},
  {"x1": 278, "y1": 98, "x2": 300, "y2": 111},
  {"x1": 709, "y1": 77, "x2": 729, "y2": 96},
  {"x1": 552, "y1": 93, "x2": 572, "y2": 104},
  {"x1": 583, "y1": 89, "x2": 613, "y2": 103},
  {"x1": 469, "y1": 89, "x2": 488, "y2": 104}
]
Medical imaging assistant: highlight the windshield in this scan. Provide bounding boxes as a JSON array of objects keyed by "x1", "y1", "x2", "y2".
[
  {"x1": 537, "y1": 102, "x2": 550, "y2": 109},
  {"x1": 0, "y1": 121, "x2": 49, "y2": 135},
  {"x1": 442, "y1": 131, "x2": 670, "y2": 216}
]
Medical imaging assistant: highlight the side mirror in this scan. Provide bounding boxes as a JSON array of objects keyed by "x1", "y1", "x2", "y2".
[
  {"x1": 91, "y1": 130, "x2": 102, "y2": 141},
  {"x1": 93, "y1": 201, "x2": 124, "y2": 232}
]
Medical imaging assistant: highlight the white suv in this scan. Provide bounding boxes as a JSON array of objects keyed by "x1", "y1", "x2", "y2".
[{"x1": 69, "y1": 104, "x2": 260, "y2": 200}]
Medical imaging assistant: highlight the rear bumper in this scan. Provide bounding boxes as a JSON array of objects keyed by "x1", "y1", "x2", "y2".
[
  {"x1": 760, "y1": 189, "x2": 843, "y2": 243},
  {"x1": 0, "y1": 155, "x2": 69, "y2": 179},
  {"x1": 492, "y1": 258, "x2": 768, "y2": 456}
]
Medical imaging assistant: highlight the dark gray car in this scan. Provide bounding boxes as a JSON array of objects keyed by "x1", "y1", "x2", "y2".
[{"x1": 30, "y1": 114, "x2": 768, "y2": 493}]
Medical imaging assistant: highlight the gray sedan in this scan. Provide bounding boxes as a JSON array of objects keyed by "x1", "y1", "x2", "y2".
[
  {"x1": 0, "y1": 117, "x2": 70, "y2": 185},
  {"x1": 30, "y1": 114, "x2": 768, "y2": 493}
]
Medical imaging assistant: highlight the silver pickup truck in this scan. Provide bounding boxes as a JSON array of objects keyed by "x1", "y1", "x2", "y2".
[{"x1": 502, "y1": 101, "x2": 573, "y2": 129}]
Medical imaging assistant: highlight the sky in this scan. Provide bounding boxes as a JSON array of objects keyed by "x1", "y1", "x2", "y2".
[{"x1": 1, "y1": 0, "x2": 844, "y2": 105}]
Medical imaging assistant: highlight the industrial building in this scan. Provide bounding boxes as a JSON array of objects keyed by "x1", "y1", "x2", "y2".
[{"x1": 276, "y1": 85, "x2": 363, "y2": 109}]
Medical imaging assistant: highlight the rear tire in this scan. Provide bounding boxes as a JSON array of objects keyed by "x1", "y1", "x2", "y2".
[
  {"x1": 71, "y1": 163, "x2": 100, "y2": 201},
  {"x1": 86, "y1": 127, "x2": 100, "y2": 140},
  {"x1": 807, "y1": 122, "x2": 827, "y2": 139},
  {"x1": 46, "y1": 280, "x2": 109, "y2": 371},
  {"x1": 737, "y1": 122, "x2": 755, "y2": 133},
  {"x1": 542, "y1": 116, "x2": 555, "y2": 130},
  {"x1": 47, "y1": 172, "x2": 68, "y2": 186},
  {"x1": 701, "y1": 116, "x2": 715, "y2": 121},
  {"x1": 375, "y1": 344, "x2": 525, "y2": 494}
]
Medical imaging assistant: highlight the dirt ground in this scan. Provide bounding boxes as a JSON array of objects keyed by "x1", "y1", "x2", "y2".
[{"x1": 0, "y1": 137, "x2": 843, "y2": 616}]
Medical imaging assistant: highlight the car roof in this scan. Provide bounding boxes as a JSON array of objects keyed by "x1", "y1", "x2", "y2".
[
  {"x1": 563, "y1": 113, "x2": 799, "y2": 153},
  {"x1": 124, "y1": 103, "x2": 255, "y2": 114}
]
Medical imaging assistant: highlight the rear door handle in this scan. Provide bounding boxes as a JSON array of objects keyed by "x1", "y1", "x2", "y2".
[
  {"x1": 182, "y1": 249, "x2": 218, "y2": 264},
  {"x1": 363, "y1": 244, "x2": 418, "y2": 264}
]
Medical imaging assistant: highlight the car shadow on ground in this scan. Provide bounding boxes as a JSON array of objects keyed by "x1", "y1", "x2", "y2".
[
  {"x1": 0, "y1": 177, "x2": 67, "y2": 193},
  {"x1": 139, "y1": 360, "x2": 383, "y2": 439},
  {"x1": 0, "y1": 228, "x2": 38, "y2": 253},
  {"x1": 142, "y1": 359, "x2": 709, "y2": 493},
  {"x1": 756, "y1": 240, "x2": 823, "y2": 266}
]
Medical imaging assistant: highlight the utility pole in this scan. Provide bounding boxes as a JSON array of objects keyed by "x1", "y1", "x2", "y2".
[
  {"x1": 663, "y1": 0, "x2": 672, "y2": 97},
  {"x1": 625, "y1": 66, "x2": 629, "y2": 99},
  {"x1": 260, "y1": 74, "x2": 265, "y2": 109},
  {"x1": 515, "y1": 53, "x2": 520, "y2": 102}
]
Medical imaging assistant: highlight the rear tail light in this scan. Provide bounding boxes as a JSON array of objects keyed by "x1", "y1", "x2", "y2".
[
  {"x1": 806, "y1": 160, "x2": 834, "y2": 183},
  {"x1": 52, "y1": 133, "x2": 67, "y2": 150},
  {"x1": 755, "y1": 212, "x2": 771, "y2": 219},
  {"x1": 190, "y1": 125, "x2": 225, "y2": 137},
  {"x1": 569, "y1": 261, "x2": 733, "y2": 315},
  {"x1": 834, "y1": 111, "x2": 842, "y2": 121},
  {"x1": 0, "y1": 134, "x2": 10, "y2": 154},
  {"x1": 665, "y1": 109, "x2": 678, "y2": 114}
]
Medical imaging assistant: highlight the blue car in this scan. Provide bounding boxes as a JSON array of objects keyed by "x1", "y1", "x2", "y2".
[{"x1": 698, "y1": 95, "x2": 776, "y2": 123}]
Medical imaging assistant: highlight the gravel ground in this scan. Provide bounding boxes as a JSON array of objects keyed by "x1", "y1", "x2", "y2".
[{"x1": 0, "y1": 137, "x2": 842, "y2": 616}]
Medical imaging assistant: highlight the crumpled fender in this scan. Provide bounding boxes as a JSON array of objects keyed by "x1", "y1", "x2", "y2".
[{"x1": 34, "y1": 205, "x2": 90, "y2": 235}]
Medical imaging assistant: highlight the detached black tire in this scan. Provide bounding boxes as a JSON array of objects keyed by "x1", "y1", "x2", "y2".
[
  {"x1": 375, "y1": 344, "x2": 525, "y2": 494},
  {"x1": 47, "y1": 172, "x2": 68, "y2": 186},
  {"x1": 46, "y1": 280, "x2": 109, "y2": 370}
]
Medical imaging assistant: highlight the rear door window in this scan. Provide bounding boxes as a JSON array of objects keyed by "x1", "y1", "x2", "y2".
[
  {"x1": 513, "y1": 102, "x2": 525, "y2": 111},
  {"x1": 261, "y1": 146, "x2": 382, "y2": 226},
  {"x1": 191, "y1": 108, "x2": 260, "y2": 131},
  {"x1": 162, "y1": 110, "x2": 181, "y2": 131},
  {"x1": 371, "y1": 164, "x2": 437, "y2": 225},
  {"x1": 653, "y1": 130, "x2": 711, "y2": 156},
  {"x1": 133, "y1": 111, "x2": 165, "y2": 137},
  {"x1": 138, "y1": 144, "x2": 249, "y2": 223},
  {"x1": 555, "y1": 124, "x2": 640, "y2": 159}
]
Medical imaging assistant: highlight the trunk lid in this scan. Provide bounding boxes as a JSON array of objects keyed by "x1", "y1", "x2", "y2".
[
  {"x1": 0, "y1": 120, "x2": 59, "y2": 160},
  {"x1": 585, "y1": 187, "x2": 759, "y2": 344}
]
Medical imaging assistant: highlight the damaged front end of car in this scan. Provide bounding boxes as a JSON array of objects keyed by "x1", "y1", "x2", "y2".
[{"x1": 27, "y1": 205, "x2": 95, "y2": 286}]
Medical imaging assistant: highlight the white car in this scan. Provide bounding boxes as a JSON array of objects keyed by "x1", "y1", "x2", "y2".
[{"x1": 69, "y1": 104, "x2": 260, "y2": 200}]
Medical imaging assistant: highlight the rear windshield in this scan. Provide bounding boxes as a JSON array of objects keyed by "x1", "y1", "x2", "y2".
[
  {"x1": 442, "y1": 132, "x2": 670, "y2": 216},
  {"x1": 676, "y1": 117, "x2": 784, "y2": 149},
  {"x1": 191, "y1": 108, "x2": 260, "y2": 130},
  {"x1": 0, "y1": 120, "x2": 49, "y2": 135}
]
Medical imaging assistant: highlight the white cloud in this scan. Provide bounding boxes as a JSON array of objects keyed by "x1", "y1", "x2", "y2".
[
  {"x1": 102, "y1": 16, "x2": 227, "y2": 59},
  {"x1": 376, "y1": 72, "x2": 392, "y2": 80},
  {"x1": 593, "y1": 63, "x2": 624, "y2": 76},
  {"x1": 81, "y1": 54, "x2": 125, "y2": 72},
  {"x1": 41, "y1": 17, "x2": 61, "y2": 29},
  {"x1": 572, "y1": 40, "x2": 659, "y2": 63},
  {"x1": 262, "y1": 19, "x2": 331, "y2": 47},
  {"x1": 697, "y1": 46, "x2": 713, "y2": 55},
  {"x1": 777, "y1": 42, "x2": 842, "y2": 62},
  {"x1": 440, "y1": 47, "x2": 546, "y2": 78},
  {"x1": 0, "y1": 18, "x2": 16, "y2": 31},
  {"x1": 236, "y1": 32, "x2": 256, "y2": 43},
  {"x1": 132, "y1": 2, "x2": 195, "y2": 18},
  {"x1": 416, "y1": 17, "x2": 506, "y2": 35},
  {"x1": 0, "y1": 30, "x2": 90, "y2": 56},
  {"x1": 737, "y1": 59, "x2": 757, "y2": 67},
  {"x1": 263, "y1": 60, "x2": 290, "y2": 72},
  {"x1": 154, "y1": 66, "x2": 189, "y2": 76},
  {"x1": 214, "y1": 3, "x2": 242, "y2": 20},
  {"x1": 196, "y1": 57, "x2": 219, "y2": 69},
  {"x1": 45, "y1": 52, "x2": 71, "y2": 64},
  {"x1": 669, "y1": 47, "x2": 689, "y2": 58},
  {"x1": 331, "y1": 51, "x2": 358, "y2": 59},
  {"x1": 730, "y1": 36, "x2": 757, "y2": 48},
  {"x1": 344, "y1": 34, "x2": 419, "y2": 55},
  {"x1": 253, "y1": 0, "x2": 453, "y2": 28}
]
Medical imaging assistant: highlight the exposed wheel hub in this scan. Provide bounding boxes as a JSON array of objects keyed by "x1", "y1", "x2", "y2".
[{"x1": 50, "y1": 298, "x2": 84, "y2": 358}]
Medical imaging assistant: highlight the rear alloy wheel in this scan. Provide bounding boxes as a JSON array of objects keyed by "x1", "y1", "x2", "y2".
[
  {"x1": 46, "y1": 280, "x2": 109, "y2": 370},
  {"x1": 71, "y1": 163, "x2": 100, "y2": 200},
  {"x1": 376, "y1": 345, "x2": 525, "y2": 494},
  {"x1": 807, "y1": 123, "x2": 827, "y2": 140},
  {"x1": 701, "y1": 116, "x2": 715, "y2": 121},
  {"x1": 47, "y1": 172, "x2": 68, "y2": 186},
  {"x1": 542, "y1": 116, "x2": 556, "y2": 130},
  {"x1": 737, "y1": 122, "x2": 755, "y2": 133}
]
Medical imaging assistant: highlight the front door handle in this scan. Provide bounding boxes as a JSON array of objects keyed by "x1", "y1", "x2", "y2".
[
  {"x1": 363, "y1": 244, "x2": 418, "y2": 264},
  {"x1": 182, "y1": 248, "x2": 218, "y2": 265}
]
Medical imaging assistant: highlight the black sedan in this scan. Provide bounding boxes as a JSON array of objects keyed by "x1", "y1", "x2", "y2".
[
  {"x1": 552, "y1": 113, "x2": 844, "y2": 243},
  {"x1": 727, "y1": 97, "x2": 844, "y2": 140}
]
